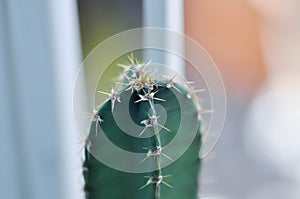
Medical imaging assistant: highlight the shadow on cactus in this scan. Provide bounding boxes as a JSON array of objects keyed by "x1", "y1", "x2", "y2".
[{"x1": 83, "y1": 54, "x2": 204, "y2": 199}]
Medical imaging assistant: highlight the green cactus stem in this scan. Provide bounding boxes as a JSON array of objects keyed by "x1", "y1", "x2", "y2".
[{"x1": 83, "y1": 55, "x2": 202, "y2": 199}]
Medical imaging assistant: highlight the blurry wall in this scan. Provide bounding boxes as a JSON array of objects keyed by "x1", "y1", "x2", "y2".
[
  {"x1": 77, "y1": 0, "x2": 142, "y2": 58},
  {"x1": 185, "y1": 0, "x2": 266, "y2": 98},
  {"x1": 185, "y1": 0, "x2": 300, "y2": 199},
  {"x1": 185, "y1": 1, "x2": 266, "y2": 199}
]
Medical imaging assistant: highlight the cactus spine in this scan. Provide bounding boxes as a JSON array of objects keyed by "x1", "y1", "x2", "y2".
[{"x1": 83, "y1": 55, "x2": 203, "y2": 199}]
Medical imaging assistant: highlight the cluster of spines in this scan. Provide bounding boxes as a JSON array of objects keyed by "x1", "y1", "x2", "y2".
[{"x1": 83, "y1": 54, "x2": 207, "y2": 199}]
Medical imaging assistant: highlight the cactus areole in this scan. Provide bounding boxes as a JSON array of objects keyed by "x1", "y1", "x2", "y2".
[{"x1": 83, "y1": 55, "x2": 203, "y2": 199}]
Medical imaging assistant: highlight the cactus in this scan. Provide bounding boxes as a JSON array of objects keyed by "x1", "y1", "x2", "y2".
[{"x1": 83, "y1": 55, "x2": 203, "y2": 199}]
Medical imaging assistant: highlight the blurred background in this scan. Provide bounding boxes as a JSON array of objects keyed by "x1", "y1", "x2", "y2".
[{"x1": 1, "y1": 0, "x2": 300, "y2": 199}]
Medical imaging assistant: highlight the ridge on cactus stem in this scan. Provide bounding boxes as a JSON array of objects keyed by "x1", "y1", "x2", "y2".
[{"x1": 83, "y1": 54, "x2": 203, "y2": 199}]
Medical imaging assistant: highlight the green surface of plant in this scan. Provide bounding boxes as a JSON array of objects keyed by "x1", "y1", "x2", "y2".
[{"x1": 83, "y1": 56, "x2": 202, "y2": 199}]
